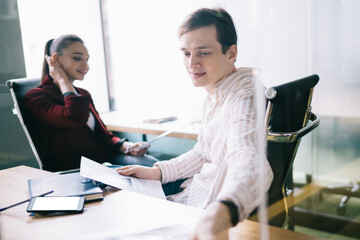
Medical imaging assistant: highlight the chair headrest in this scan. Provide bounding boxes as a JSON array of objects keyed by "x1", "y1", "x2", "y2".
[{"x1": 265, "y1": 74, "x2": 319, "y2": 103}]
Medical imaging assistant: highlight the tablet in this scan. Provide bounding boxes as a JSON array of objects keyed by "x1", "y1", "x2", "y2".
[{"x1": 27, "y1": 196, "x2": 85, "y2": 214}]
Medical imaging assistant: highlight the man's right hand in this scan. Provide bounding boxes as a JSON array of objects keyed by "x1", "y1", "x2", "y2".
[
  {"x1": 189, "y1": 201, "x2": 233, "y2": 240},
  {"x1": 116, "y1": 165, "x2": 161, "y2": 181}
]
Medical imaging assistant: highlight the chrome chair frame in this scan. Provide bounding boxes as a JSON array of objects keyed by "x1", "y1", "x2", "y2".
[{"x1": 263, "y1": 74, "x2": 320, "y2": 228}]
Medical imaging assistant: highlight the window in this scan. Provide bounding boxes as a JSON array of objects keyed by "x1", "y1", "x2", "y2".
[
  {"x1": 17, "y1": 0, "x2": 109, "y2": 112},
  {"x1": 102, "y1": 0, "x2": 208, "y2": 119}
]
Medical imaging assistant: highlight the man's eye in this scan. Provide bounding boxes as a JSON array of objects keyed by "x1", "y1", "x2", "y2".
[
  {"x1": 73, "y1": 57, "x2": 82, "y2": 61},
  {"x1": 183, "y1": 52, "x2": 191, "y2": 57},
  {"x1": 199, "y1": 52, "x2": 209, "y2": 56}
]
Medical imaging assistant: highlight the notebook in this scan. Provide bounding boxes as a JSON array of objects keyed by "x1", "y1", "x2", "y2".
[{"x1": 28, "y1": 172, "x2": 104, "y2": 202}]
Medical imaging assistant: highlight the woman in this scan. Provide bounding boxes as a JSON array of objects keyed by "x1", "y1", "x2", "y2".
[{"x1": 25, "y1": 34, "x2": 158, "y2": 171}]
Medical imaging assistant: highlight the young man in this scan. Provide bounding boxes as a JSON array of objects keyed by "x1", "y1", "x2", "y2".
[{"x1": 117, "y1": 8, "x2": 273, "y2": 239}]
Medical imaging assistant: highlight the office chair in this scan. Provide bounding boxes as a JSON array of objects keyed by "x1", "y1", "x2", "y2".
[
  {"x1": 250, "y1": 74, "x2": 320, "y2": 228},
  {"x1": 319, "y1": 180, "x2": 360, "y2": 216},
  {"x1": 6, "y1": 78, "x2": 43, "y2": 170},
  {"x1": 6, "y1": 78, "x2": 105, "y2": 174}
]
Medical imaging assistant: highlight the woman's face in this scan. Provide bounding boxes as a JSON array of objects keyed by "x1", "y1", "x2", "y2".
[{"x1": 57, "y1": 42, "x2": 89, "y2": 81}]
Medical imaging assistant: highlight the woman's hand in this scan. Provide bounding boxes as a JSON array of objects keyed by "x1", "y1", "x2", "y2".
[
  {"x1": 45, "y1": 55, "x2": 75, "y2": 94},
  {"x1": 120, "y1": 141, "x2": 149, "y2": 156},
  {"x1": 116, "y1": 165, "x2": 161, "y2": 181}
]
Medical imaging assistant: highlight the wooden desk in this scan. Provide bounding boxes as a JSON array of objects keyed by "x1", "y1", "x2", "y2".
[
  {"x1": 0, "y1": 166, "x2": 324, "y2": 240},
  {"x1": 100, "y1": 110, "x2": 200, "y2": 140}
]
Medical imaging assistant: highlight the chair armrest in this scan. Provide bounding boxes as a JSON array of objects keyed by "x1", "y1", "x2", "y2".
[{"x1": 267, "y1": 112, "x2": 320, "y2": 143}]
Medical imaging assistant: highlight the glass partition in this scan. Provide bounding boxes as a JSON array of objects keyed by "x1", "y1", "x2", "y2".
[{"x1": 102, "y1": 0, "x2": 360, "y2": 239}]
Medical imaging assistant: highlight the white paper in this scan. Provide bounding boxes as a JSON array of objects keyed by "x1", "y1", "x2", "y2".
[
  {"x1": 119, "y1": 224, "x2": 190, "y2": 239},
  {"x1": 80, "y1": 157, "x2": 166, "y2": 199},
  {"x1": 79, "y1": 224, "x2": 190, "y2": 240}
]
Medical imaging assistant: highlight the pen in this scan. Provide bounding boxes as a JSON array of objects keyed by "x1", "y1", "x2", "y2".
[
  {"x1": 0, "y1": 190, "x2": 54, "y2": 212},
  {"x1": 125, "y1": 130, "x2": 173, "y2": 153},
  {"x1": 143, "y1": 116, "x2": 177, "y2": 124}
]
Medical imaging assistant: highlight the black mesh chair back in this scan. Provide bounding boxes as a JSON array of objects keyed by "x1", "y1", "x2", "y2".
[
  {"x1": 6, "y1": 78, "x2": 43, "y2": 169},
  {"x1": 266, "y1": 74, "x2": 320, "y2": 227},
  {"x1": 251, "y1": 74, "x2": 320, "y2": 228}
]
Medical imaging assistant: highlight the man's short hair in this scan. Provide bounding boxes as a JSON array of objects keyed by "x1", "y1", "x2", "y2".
[{"x1": 178, "y1": 7, "x2": 237, "y2": 54}]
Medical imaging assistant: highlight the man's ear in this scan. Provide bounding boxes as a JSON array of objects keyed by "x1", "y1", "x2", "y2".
[{"x1": 228, "y1": 44, "x2": 238, "y2": 63}]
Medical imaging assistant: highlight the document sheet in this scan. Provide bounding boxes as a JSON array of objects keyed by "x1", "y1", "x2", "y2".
[
  {"x1": 79, "y1": 224, "x2": 190, "y2": 240},
  {"x1": 80, "y1": 157, "x2": 166, "y2": 200}
]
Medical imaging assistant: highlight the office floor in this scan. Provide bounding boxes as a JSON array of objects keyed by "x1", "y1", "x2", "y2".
[
  {"x1": 293, "y1": 190, "x2": 360, "y2": 239},
  {"x1": 296, "y1": 226, "x2": 359, "y2": 240},
  {"x1": 290, "y1": 117, "x2": 360, "y2": 239}
]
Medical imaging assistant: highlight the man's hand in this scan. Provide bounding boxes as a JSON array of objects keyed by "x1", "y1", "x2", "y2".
[
  {"x1": 189, "y1": 201, "x2": 233, "y2": 240},
  {"x1": 116, "y1": 165, "x2": 161, "y2": 181}
]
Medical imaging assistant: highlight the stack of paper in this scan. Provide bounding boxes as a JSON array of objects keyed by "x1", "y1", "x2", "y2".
[{"x1": 80, "y1": 157, "x2": 166, "y2": 200}]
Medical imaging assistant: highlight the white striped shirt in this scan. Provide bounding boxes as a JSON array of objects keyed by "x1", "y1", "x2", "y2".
[{"x1": 155, "y1": 67, "x2": 273, "y2": 220}]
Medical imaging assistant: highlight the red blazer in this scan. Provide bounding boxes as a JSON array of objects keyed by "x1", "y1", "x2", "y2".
[{"x1": 25, "y1": 75, "x2": 126, "y2": 171}]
